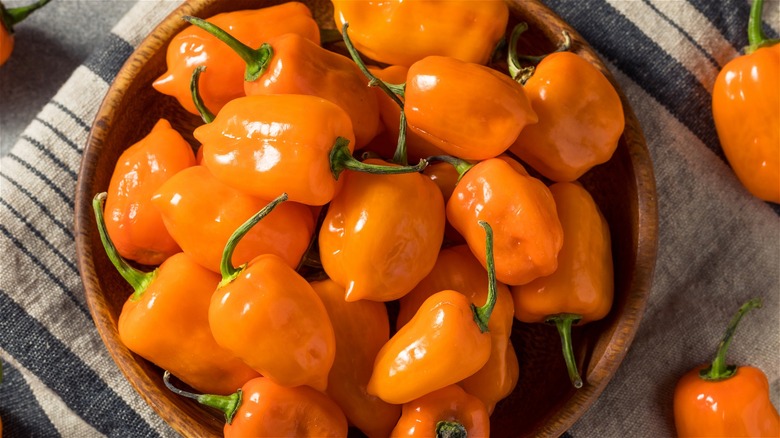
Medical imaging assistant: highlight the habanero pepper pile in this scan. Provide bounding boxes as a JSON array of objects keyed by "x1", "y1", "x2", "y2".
[{"x1": 94, "y1": 1, "x2": 639, "y2": 436}]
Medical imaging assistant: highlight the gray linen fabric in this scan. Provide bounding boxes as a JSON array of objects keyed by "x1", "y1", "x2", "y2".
[{"x1": 0, "y1": 0, "x2": 778, "y2": 437}]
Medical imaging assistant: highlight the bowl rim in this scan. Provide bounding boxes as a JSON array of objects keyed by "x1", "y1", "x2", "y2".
[{"x1": 74, "y1": 0, "x2": 659, "y2": 436}]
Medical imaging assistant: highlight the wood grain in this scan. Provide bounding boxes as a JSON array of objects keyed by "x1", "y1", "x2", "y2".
[{"x1": 73, "y1": 1, "x2": 658, "y2": 437}]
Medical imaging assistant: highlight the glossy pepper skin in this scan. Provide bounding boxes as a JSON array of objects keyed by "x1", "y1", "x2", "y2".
[
  {"x1": 404, "y1": 56, "x2": 538, "y2": 161},
  {"x1": 93, "y1": 194, "x2": 259, "y2": 395},
  {"x1": 507, "y1": 25, "x2": 624, "y2": 182},
  {"x1": 512, "y1": 182, "x2": 613, "y2": 388},
  {"x1": 151, "y1": 165, "x2": 314, "y2": 273},
  {"x1": 310, "y1": 279, "x2": 401, "y2": 438},
  {"x1": 367, "y1": 222, "x2": 497, "y2": 404},
  {"x1": 397, "y1": 245, "x2": 518, "y2": 414},
  {"x1": 164, "y1": 373, "x2": 349, "y2": 438},
  {"x1": 331, "y1": 0, "x2": 508, "y2": 67},
  {"x1": 209, "y1": 195, "x2": 336, "y2": 391},
  {"x1": 184, "y1": 17, "x2": 380, "y2": 149},
  {"x1": 318, "y1": 158, "x2": 445, "y2": 302},
  {"x1": 674, "y1": 299, "x2": 780, "y2": 437},
  {"x1": 153, "y1": 3, "x2": 320, "y2": 115},
  {"x1": 0, "y1": 0, "x2": 50, "y2": 66},
  {"x1": 104, "y1": 119, "x2": 195, "y2": 266},
  {"x1": 446, "y1": 156, "x2": 563, "y2": 286},
  {"x1": 390, "y1": 385, "x2": 490, "y2": 438},
  {"x1": 712, "y1": 0, "x2": 780, "y2": 203}
]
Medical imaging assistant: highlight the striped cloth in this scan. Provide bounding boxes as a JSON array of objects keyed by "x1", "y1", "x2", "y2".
[{"x1": 0, "y1": 0, "x2": 777, "y2": 436}]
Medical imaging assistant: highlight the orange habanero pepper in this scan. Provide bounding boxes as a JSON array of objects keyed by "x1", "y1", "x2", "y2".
[
  {"x1": 0, "y1": 0, "x2": 50, "y2": 66},
  {"x1": 390, "y1": 385, "x2": 490, "y2": 438},
  {"x1": 103, "y1": 119, "x2": 195, "y2": 266},
  {"x1": 443, "y1": 155, "x2": 564, "y2": 286},
  {"x1": 511, "y1": 182, "x2": 613, "y2": 388},
  {"x1": 318, "y1": 158, "x2": 445, "y2": 302},
  {"x1": 507, "y1": 24, "x2": 625, "y2": 182},
  {"x1": 674, "y1": 298, "x2": 780, "y2": 437},
  {"x1": 153, "y1": 2, "x2": 320, "y2": 115},
  {"x1": 151, "y1": 165, "x2": 314, "y2": 273},
  {"x1": 310, "y1": 279, "x2": 401, "y2": 438},
  {"x1": 193, "y1": 94, "x2": 424, "y2": 206},
  {"x1": 397, "y1": 245, "x2": 518, "y2": 414},
  {"x1": 164, "y1": 372, "x2": 348, "y2": 438},
  {"x1": 367, "y1": 222, "x2": 497, "y2": 404},
  {"x1": 712, "y1": 0, "x2": 780, "y2": 203},
  {"x1": 92, "y1": 193, "x2": 259, "y2": 395},
  {"x1": 331, "y1": 0, "x2": 508, "y2": 67},
  {"x1": 184, "y1": 16, "x2": 380, "y2": 149},
  {"x1": 209, "y1": 194, "x2": 336, "y2": 392}
]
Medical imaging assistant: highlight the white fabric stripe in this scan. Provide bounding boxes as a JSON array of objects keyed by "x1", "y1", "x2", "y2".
[
  {"x1": 606, "y1": 0, "x2": 721, "y2": 91},
  {"x1": 44, "y1": 67, "x2": 111, "y2": 135},
  {"x1": 649, "y1": 0, "x2": 740, "y2": 68},
  {"x1": 763, "y1": 0, "x2": 780, "y2": 35},
  {"x1": 111, "y1": 0, "x2": 183, "y2": 46}
]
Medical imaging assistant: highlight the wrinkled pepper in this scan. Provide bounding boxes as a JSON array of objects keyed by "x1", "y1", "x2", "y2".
[
  {"x1": 184, "y1": 16, "x2": 380, "y2": 148},
  {"x1": 209, "y1": 194, "x2": 336, "y2": 391},
  {"x1": 310, "y1": 279, "x2": 401, "y2": 438},
  {"x1": 331, "y1": 0, "x2": 508, "y2": 67},
  {"x1": 93, "y1": 193, "x2": 259, "y2": 395},
  {"x1": 712, "y1": 0, "x2": 779, "y2": 203},
  {"x1": 507, "y1": 24, "x2": 625, "y2": 182},
  {"x1": 443, "y1": 155, "x2": 563, "y2": 286},
  {"x1": 390, "y1": 384, "x2": 490, "y2": 438},
  {"x1": 0, "y1": 0, "x2": 50, "y2": 66},
  {"x1": 164, "y1": 372, "x2": 348, "y2": 437},
  {"x1": 397, "y1": 245, "x2": 518, "y2": 414},
  {"x1": 153, "y1": 2, "x2": 320, "y2": 115},
  {"x1": 367, "y1": 221, "x2": 497, "y2": 404},
  {"x1": 674, "y1": 299, "x2": 780, "y2": 437},
  {"x1": 151, "y1": 165, "x2": 314, "y2": 273},
  {"x1": 318, "y1": 158, "x2": 445, "y2": 302},
  {"x1": 511, "y1": 182, "x2": 613, "y2": 388},
  {"x1": 103, "y1": 119, "x2": 195, "y2": 266},
  {"x1": 193, "y1": 94, "x2": 424, "y2": 206}
]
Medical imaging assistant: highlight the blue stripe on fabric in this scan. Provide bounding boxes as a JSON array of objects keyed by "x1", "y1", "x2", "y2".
[
  {"x1": 0, "y1": 360, "x2": 59, "y2": 438},
  {"x1": 50, "y1": 101, "x2": 91, "y2": 132},
  {"x1": 19, "y1": 135, "x2": 79, "y2": 180},
  {"x1": 562, "y1": 432, "x2": 574, "y2": 438},
  {"x1": 35, "y1": 117, "x2": 84, "y2": 153},
  {"x1": 0, "y1": 173, "x2": 74, "y2": 239},
  {"x1": 0, "y1": 223, "x2": 89, "y2": 318},
  {"x1": 640, "y1": 0, "x2": 721, "y2": 68},
  {"x1": 0, "y1": 290, "x2": 160, "y2": 438},
  {"x1": 686, "y1": 0, "x2": 779, "y2": 49},
  {"x1": 5, "y1": 154, "x2": 75, "y2": 208},
  {"x1": 83, "y1": 33, "x2": 135, "y2": 84}
]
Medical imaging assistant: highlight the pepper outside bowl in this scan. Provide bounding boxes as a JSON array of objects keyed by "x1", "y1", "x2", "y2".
[{"x1": 74, "y1": 0, "x2": 658, "y2": 436}]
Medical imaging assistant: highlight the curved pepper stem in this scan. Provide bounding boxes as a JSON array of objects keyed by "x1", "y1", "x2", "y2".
[
  {"x1": 0, "y1": 0, "x2": 51, "y2": 33},
  {"x1": 436, "y1": 421, "x2": 467, "y2": 438},
  {"x1": 508, "y1": 22, "x2": 572, "y2": 84},
  {"x1": 163, "y1": 371, "x2": 242, "y2": 425},
  {"x1": 182, "y1": 15, "x2": 273, "y2": 82},
  {"x1": 546, "y1": 313, "x2": 584, "y2": 389},
  {"x1": 329, "y1": 137, "x2": 427, "y2": 180},
  {"x1": 471, "y1": 221, "x2": 497, "y2": 334},
  {"x1": 699, "y1": 298, "x2": 762, "y2": 381},
  {"x1": 190, "y1": 65, "x2": 214, "y2": 123},
  {"x1": 219, "y1": 193, "x2": 289, "y2": 288},
  {"x1": 92, "y1": 193, "x2": 157, "y2": 301},
  {"x1": 746, "y1": 0, "x2": 780, "y2": 54},
  {"x1": 426, "y1": 155, "x2": 475, "y2": 182}
]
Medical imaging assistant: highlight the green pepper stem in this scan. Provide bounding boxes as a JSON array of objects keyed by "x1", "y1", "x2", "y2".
[
  {"x1": 426, "y1": 155, "x2": 475, "y2": 181},
  {"x1": 747, "y1": 0, "x2": 780, "y2": 53},
  {"x1": 508, "y1": 22, "x2": 572, "y2": 84},
  {"x1": 219, "y1": 193, "x2": 289, "y2": 288},
  {"x1": 699, "y1": 298, "x2": 763, "y2": 381},
  {"x1": 329, "y1": 136, "x2": 427, "y2": 180},
  {"x1": 182, "y1": 15, "x2": 273, "y2": 82},
  {"x1": 92, "y1": 193, "x2": 156, "y2": 301},
  {"x1": 1, "y1": 0, "x2": 51, "y2": 31},
  {"x1": 190, "y1": 65, "x2": 215, "y2": 123},
  {"x1": 546, "y1": 313, "x2": 584, "y2": 388},
  {"x1": 471, "y1": 221, "x2": 497, "y2": 334},
  {"x1": 163, "y1": 371, "x2": 242, "y2": 425},
  {"x1": 436, "y1": 421, "x2": 467, "y2": 438},
  {"x1": 391, "y1": 110, "x2": 409, "y2": 166}
]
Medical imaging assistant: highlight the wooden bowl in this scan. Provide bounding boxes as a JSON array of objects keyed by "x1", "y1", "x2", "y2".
[{"x1": 74, "y1": 0, "x2": 658, "y2": 436}]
